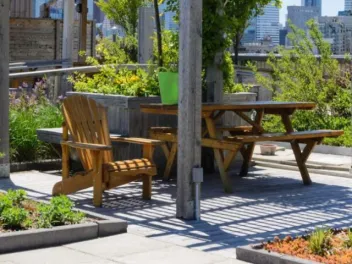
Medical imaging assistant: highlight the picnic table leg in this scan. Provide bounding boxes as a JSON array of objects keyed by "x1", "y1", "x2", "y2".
[
  {"x1": 164, "y1": 143, "x2": 177, "y2": 180},
  {"x1": 281, "y1": 113, "x2": 312, "y2": 185},
  {"x1": 239, "y1": 110, "x2": 264, "y2": 176},
  {"x1": 204, "y1": 117, "x2": 232, "y2": 193}
]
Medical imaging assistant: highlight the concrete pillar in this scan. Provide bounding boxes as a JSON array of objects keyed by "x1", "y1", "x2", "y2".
[
  {"x1": 138, "y1": 7, "x2": 154, "y2": 64},
  {"x1": 0, "y1": 0, "x2": 10, "y2": 178},
  {"x1": 177, "y1": 0, "x2": 203, "y2": 220},
  {"x1": 62, "y1": 0, "x2": 75, "y2": 94}
]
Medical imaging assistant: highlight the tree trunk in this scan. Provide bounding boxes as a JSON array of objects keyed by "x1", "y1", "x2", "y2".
[{"x1": 153, "y1": 0, "x2": 163, "y2": 67}]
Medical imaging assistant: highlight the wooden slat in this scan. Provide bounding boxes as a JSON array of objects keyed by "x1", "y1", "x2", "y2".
[
  {"x1": 61, "y1": 141, "x2": 112, "y2": 151},
  {"x1": 140, "y1": 101, "x2": 316, "y2": 115},
  {"x1": 226, "y1": 130, "x2": 344, "y2": 143},
  {"x1": 110, "y1": 136, "x2": 163, "y2": 146}
]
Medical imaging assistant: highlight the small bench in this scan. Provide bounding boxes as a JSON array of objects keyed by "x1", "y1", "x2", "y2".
[{"x1": 150, "y1": 127, "x2": 344, "y2": 184}]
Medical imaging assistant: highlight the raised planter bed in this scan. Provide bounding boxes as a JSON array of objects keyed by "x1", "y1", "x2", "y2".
[
  {"x1": 0, "y1": 219, "x2": 127, "y2": 254},
  {"x1": 0, "y1": 190, "x2": 127, "y2": 254},
  {"x1": 237, "y1": 229, "x2": 352, "y2": 264}
]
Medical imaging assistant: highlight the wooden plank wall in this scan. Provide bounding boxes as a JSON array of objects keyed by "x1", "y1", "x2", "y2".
[{"x1": 9, "y1": 18, "x2": 94, "y2": 62}]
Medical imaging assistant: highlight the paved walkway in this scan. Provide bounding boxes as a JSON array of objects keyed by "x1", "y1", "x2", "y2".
[
  {"x1": 0, "y1": 233, "x2": 246, "y2": 264},
  {"x1": 1, "y1": 166, "x2": 352, "y2": 263}
]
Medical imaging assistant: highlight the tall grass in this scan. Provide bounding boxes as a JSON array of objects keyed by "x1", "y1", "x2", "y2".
[{"x1": 9, "y1": 84, "x2": 63, "y2": 163}]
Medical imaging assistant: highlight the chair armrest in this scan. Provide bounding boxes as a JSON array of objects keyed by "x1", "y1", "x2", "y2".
[
  {"x1": 61, "y1": 141, "x2": 112, "y2": 151},
  {"x1": 110, "y1": 136, "x2": 163, "y2": 146}
]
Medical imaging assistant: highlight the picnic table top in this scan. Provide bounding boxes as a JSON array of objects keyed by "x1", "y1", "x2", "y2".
[{"x1": 140, "y1": 101, "x2": 316, "y2": 114}]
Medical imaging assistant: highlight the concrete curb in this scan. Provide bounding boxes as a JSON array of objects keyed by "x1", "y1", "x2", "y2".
[
  {"x1": 236, "y1": 245, "x2": 321, "y2": 264},
  {"x1": 0, "y1": 220, "x2": 127, "y2": 254},
  {"x1": 253, "y1": 161, "x2": 352, "y2": 178},
  {"x1": 10, "y1": 160, "x2": 61, "y2": 173}
]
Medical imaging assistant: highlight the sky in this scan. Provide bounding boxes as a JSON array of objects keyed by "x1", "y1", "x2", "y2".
[{"x1": 280, "y1": 0, "x2": 345, "y2": 25}]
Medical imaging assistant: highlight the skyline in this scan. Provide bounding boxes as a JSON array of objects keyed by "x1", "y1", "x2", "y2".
[{"x1": 280, "y1": 0, "x2": 344, "y2": 24}]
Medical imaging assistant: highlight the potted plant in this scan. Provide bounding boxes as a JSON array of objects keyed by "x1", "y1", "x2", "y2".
[{"x1": 158, "y1": 66, "x2": 178, "y2": 105}]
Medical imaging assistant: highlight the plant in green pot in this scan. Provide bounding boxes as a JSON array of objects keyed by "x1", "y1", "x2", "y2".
[{"x1": 158, "y1": 67, "x2": 179, "y2": 105}]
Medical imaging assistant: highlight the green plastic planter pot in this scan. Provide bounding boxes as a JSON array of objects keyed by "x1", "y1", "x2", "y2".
[{"x1": 158, "y1": 72, "x2": 179, "y2": 105}]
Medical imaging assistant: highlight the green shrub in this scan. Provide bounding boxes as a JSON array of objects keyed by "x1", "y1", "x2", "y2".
[
  {"x1": 6, "y1": 189, "x2": 26, "y2": 207},
  {"x1": 344, "y1": 229, "x2": 352, "y2": 248},
  {"x1": 9, "y1": 85, "x2": 63, "y2": 162},
  {"x1": 37, "y1": 196, "x2": 85, "y2": 228},
  {"x1": 251, "y1": 20, "x2": 352, "y2": 147},
  {"x1": 308, "y1": 228, "x2": 333, "y2": 256},
  {"x1": 1, "y1": 207, "x2": 28, "y2": 229},
  {"x1": 0, "y1": 195, "x2": 12, "y2": 215}
]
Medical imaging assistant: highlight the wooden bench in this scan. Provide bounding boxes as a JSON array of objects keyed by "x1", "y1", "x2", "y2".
[{"x1": 150, "y1": 127, "x2": 344, "y2": 185}]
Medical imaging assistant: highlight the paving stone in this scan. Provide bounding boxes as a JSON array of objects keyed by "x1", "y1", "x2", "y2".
[
  {"x1": 0, "y1": 246, "x2": 119, "y2": 264},
  {"x1": 66, "y1": 233, "x2": 173, "y2": 258},
  {"x1": 114, "y1": 244, "x2": 226, "y2": 264},
  {"x1": 2, "y1": 166, "x2": 352, "y2": 262}
]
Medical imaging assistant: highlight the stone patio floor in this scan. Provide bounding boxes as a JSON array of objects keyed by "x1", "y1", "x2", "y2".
[{"x1": 1, "y1": 166, "x2": 352, "y2": 261}]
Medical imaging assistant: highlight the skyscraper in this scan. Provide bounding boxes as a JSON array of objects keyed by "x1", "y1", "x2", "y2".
[
  {"x1": 346, "y1": 0, "x2": 352, "y2": 11},
  {"x1": 255, "y1": 1, "x2": 280, "y2": 44},
  {"x1": 302, "y1": 0, "x2": 322, "y2": 15},
  {"x1": 160, "y1": 3, "x2": 178, "y2": 31}
]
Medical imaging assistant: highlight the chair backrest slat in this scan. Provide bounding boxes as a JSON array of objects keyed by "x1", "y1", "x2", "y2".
[{"x1": 62, "y1": 95, "x2": 113, "y2": 170}]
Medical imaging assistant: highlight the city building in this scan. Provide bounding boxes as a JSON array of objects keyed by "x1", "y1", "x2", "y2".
[
  {"x1": 37, "y1": 0, "x2": 94, "y2": 20},
  {"x1": 160, "y1": 3, "x2": 178, "y2": 31},
  {"x1": 319, "y1": 16, "x2": 352, "y2": 54},
  {"x1": 242, "y1": 18, "x2": 257, "y2": 44},
  {"x1": 287, "y1": 6, "x2": 320, "y2": 31},
  {"x1": 338, "y1": 10, "x2": 352, "y2": 16},
  {"x1": 345, "y1": 0, "x2": 352, "y2": 11},
  {"x1": 255, "y1": 0, "x2": 280, "y2": 45},
  {"x1": 93, "y1": 1, "x2": 105, "y2": 23},
  {"x1": 10, "y1": 0, "x2": 34, "y2": 18},
  {"x1": 302, "y1": 0, "x2": 322, "y2": 16},
  {"x1": 279, "y1": 28, "x2": 288, "y2": 46}
]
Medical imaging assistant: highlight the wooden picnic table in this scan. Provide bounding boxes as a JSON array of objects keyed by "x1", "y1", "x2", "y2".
[{"x1": 141, "y1": 101, "x2": 343, "y2": 193}]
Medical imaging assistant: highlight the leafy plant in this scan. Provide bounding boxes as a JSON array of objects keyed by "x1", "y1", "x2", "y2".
[
  {"x1": 251, "y1": 20, "x2": 352, "y2": 147},
  {"x1": 1, "y1": 207, "x2": 28, "y2": 229},
  {"x1": 0, "y1": 195, "x2": 12, "y2": 215},
  {"x1": 6, "y1": 189, "x2": 26, "y2": 207},
  {"x1": 9, "y1": 82, "x2": 63, "y2": 162},
  {"x1": 308, "y1": 228, "x2": 333, "y2": 256},
  {"x1": 344, "y1": 229, "x2": 352, "y2": 248},
  {"x1": 37, "y1": 196, "x2": 85, "y2": 228}
]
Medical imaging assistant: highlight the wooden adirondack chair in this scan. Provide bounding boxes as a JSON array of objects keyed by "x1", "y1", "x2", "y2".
[{"x1": 52, "y1": 95, "x2": 162, "y2": 206}]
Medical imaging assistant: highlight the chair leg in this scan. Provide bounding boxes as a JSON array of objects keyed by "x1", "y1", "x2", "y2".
[
  {"x1": 92, "y1": 151, "x2": 103, "y2": 207},
  {"x1": 164, "y1": 143, "x2": 177, "y2": 180},
  {"x1": 142, "y1": 175, "x2": 152, "y2": 200}
]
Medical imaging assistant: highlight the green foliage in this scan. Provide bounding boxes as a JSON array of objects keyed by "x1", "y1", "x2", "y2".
[
  {"x1": 1, "y1": 207, "x2": 28, "y2": 229},
  {"x1": 37, "y1": 196, "x2": 85, "y2": 228},
  {"x1": 69, "y1": 39, "x2": 159, "y2": 96},
  {"x1": 6, "y1": 189, "x2": 26, "y2": 207},
  {"x1": 344, "y1": 229, "x2": 352, "y2": 248},
  {"x1": 9, "y1": 91, "x2": 63, "y2": 162},
  {"x1": 252, "y1": 20, "x2": 352, "y2": 147},
  {"x1": 153, "y1": 30, "x2": 179, "y2": 72},
  {"x1": 308, "y1": 228, "x2": 333, "y2": 256},
  {"x1": 96, "y1": 0, "x2": 144, "y2": 36},
  {"x1": 0, "y1": 195, "x2": 12, "y2": 215}
]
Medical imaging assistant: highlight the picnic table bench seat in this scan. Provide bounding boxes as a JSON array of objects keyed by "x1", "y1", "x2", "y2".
[{"x1": 149, "y1": 126, "x2": 344, "y2": 184}]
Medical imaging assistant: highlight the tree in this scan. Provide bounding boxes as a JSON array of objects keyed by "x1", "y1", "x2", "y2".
[
  {"x1": 96, "y1": 0, "x2": 143, "y2": 37},
  {"x1": 251, "y1": 20, "x2": 352, "y2": 146},
  {"x1": 96, "y1": 0, "x2": 144, "y2": 62}
]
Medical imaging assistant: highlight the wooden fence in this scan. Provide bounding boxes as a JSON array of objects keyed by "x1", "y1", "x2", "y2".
[{"x1": 9, "y1": 18, "x2": 95, "y2": 62}]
